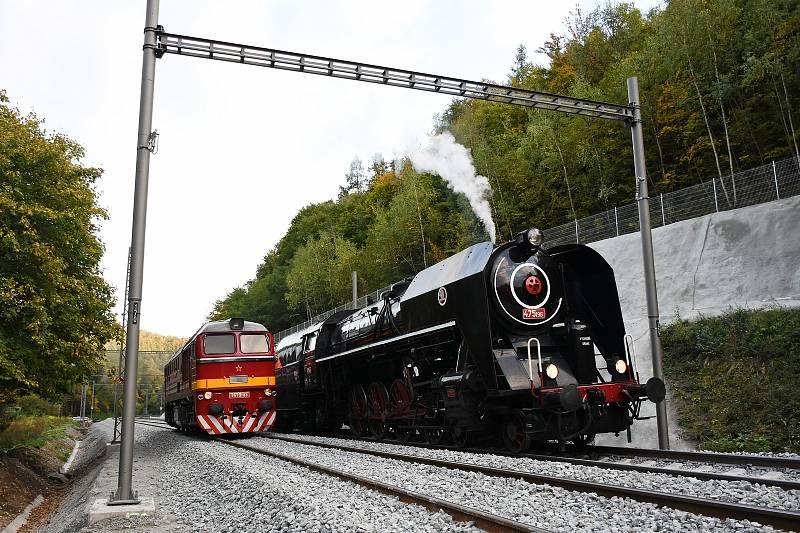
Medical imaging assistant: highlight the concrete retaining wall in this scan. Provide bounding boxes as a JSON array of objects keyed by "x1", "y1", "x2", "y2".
[{"x1": 588, "y1": 195, "x2": 800, "y2": 449}]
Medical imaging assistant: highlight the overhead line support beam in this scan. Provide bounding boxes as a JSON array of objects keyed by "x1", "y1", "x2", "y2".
[{"x1": 156, "y1": 32, "x2": 634, "y2": 122}]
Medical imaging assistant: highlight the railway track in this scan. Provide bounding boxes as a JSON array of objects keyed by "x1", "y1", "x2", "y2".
[
  {"x1": 270, "y1": 432, "x2": 800, "y2": 490},
  {"x1": 583, "y1": 444, "x2": 800, "y2": 471},
  {"x1": 398, "y1": 438, "x2": 800, "y2": 491},
  {"x1": 134, "y1": 420, "x2": 800, "y2": 530},
  {"x1": 132, "y1": 419, "x2": 546, "y2": 532},
  {"x1": 259, "y1": 432, "x2": 800, "y2": 531}
]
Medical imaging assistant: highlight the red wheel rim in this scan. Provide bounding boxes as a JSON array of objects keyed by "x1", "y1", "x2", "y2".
[
  {"x1": 348, "y1": 385, "x2": 368, "y2": 437},
  {"x1": 367, "y1": 382, "x2": 389, "y2": 439},
  {"x1": 389, "y1": 379, "x2": 412, "y2": 413},
  {"x1": 503, "y1": 415, "x2": 528, "y2": 453}
]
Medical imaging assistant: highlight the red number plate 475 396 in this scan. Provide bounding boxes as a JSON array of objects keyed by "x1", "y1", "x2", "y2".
[
  {"x1": 522, "y1": 308, "x2": 546, "y2": 320},
  {"x1": 229, "y1": 391, "x2": 250, "y2": 399}
]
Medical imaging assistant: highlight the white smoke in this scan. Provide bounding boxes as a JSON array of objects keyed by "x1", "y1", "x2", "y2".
[{"x1": 407, "y1": 132, "x2": 496, "y2": 243}]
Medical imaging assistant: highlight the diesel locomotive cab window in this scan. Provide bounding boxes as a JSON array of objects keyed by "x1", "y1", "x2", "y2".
[
  {"x1": 203, "y1": 334, "x2": 235, "y2": 355},
  {"x1": 241, "y1": 333, "x2": 270, "y2": 354}
]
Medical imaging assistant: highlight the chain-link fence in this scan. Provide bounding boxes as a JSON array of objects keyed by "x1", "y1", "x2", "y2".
[
  {"x1": 544, "y1": 156, "x2": 800, "y2": 247},
  {"x1": 275, "y1": 156, "x2": 800, "y2": 342}
]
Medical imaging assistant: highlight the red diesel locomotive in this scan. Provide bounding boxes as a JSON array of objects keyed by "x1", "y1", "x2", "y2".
[{"x1": 164, "y1": 318, "x2": 277, "y2": 435}]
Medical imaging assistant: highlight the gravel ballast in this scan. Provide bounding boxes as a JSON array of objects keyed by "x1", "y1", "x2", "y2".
[
  {"x1": 265, "y1": 433, "x2": 800, "y2": 511},
  {"x1": 142, "y1": 425, "x2": 482, "y2": 532},
  {"x1": 247, "y1": 434, "x2": 791, "y2": 532}
]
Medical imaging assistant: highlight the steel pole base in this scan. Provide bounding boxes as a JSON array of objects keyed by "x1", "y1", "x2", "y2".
[{"x1": 107, "y1": 490, "x2": 140, "y2": 506}]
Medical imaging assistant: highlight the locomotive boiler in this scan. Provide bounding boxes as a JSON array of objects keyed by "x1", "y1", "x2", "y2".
[{"x1": 275, "y1": 229, "x2": 664, "y2": 452}]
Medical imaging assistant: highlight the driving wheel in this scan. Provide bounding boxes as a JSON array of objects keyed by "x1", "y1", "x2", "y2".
[
  {"x1": 367, "y1": 381, "x2": 389, "y2": 439},
  {"x1": 348, "y1": 385, "x2": 368, "y2": 437},
  {"x1": 502, "y1": 413, "x2": 530, "y2": 454}
]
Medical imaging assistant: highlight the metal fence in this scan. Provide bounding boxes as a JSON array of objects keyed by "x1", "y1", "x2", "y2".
[
  {"x1": 544, "y1": 157, "x2": 800, "y2": 247},
  {"x1": 275, "y1": 156, "x2": 800, "y2": 342},
  {"x1": 274, "y1": 284, "x2": 394, "y2": 343}
]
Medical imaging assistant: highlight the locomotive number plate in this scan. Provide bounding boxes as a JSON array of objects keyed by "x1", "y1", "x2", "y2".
[
  {"x1": 522, "y1": 308, "x2": 546, "y2": 320},
  {"x1": 229, "y1": 375, "x2": 248, "y2": 384},
  {"x1": 229, "y1": 391, "x2": 250, "y2": 399}
]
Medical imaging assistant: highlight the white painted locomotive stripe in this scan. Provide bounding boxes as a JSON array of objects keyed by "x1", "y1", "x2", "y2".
[
  {"x1": 243, "y1": 415, "x2": 256, "y2": 432},
  {"x1": 197, "y1": 416, "x2": 212, "y2": 431},
  {"x1": 255, "y1": 411, "x2": 269, "y2": 431},
  {"x1": 265, "y1": 411, "x2": 276, "y2": 428},
  {"x1": 227, "y1": 417, "x2": 239, "y2": 433},
  {"x1": 208, "y1": 416, "x2": 226, "y2": 434}
]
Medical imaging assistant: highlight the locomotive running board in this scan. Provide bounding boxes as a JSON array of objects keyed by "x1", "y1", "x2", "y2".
[{"x1": 315, "y1": 320, "x2": 457, "y2": 364}]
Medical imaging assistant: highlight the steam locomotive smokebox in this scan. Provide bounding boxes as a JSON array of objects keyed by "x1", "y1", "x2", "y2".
[{"x1": 401, "y1": 243, "x2": 497, "y2": 387}]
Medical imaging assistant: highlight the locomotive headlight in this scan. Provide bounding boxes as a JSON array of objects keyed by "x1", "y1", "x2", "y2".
[
  {"x1": 203, "y1": 391, "x2": 213, "y2": 400},
  {"x1": 527, "y1": 227, "x2": 544, "y2": 247},
  {"x1": 264, "y1": 388, "x2": 272, "y2": 396},
  {"x1": 545, "y1": 363, "x2": 559, "y2": 380},
  {"x1": 614, "y1": 359, "x2": 628, "y2": 375}
]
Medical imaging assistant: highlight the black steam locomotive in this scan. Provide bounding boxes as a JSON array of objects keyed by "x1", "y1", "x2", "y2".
[{"x1": 275, "y1": 228, "x2": 664, "y2": 452}]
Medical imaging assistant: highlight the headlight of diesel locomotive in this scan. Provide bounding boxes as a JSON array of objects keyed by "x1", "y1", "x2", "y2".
[
  {"x1": 614, "y1": 359, "x2": 628, "y2": 375},
  {"x1": 203, "y1": 391, "x2": 213, "y2": 400},
  {"x1": 264, "y1": 388, "x2": 272, "y2": 396},
  {"x1": 545, "y1": 363, "x2": 559, "y2": 379},
  {"x1": 527, "y1": 227, "x2": 544, "y2": 247}
]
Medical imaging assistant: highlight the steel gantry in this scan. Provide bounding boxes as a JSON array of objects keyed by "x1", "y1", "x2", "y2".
[
  {"x1": 155, "y1": 32, "x2": 634, "y2": 122},
  {"x1": 113, "y1": 0, "x2": 669, "y2": 505}
]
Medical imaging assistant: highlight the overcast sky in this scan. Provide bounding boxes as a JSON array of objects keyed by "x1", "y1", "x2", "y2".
[{"x1": 1, "y1": 0, "x2": 661, "y2": 338}]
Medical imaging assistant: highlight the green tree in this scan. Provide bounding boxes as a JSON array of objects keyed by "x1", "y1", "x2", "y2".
[
  {"x1": 0, "y1": 91, "x2": 119, "y2": 403},
  {"x1": 285, "y1": 232, "x2": 359, "y2": 316}
]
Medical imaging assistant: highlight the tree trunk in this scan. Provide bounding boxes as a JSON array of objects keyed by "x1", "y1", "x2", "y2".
[
  {"x1": 781, "y1": 71, "x2": 800, "y2": 170},
  {"x1": 410, "y1": 177, "x2": 428, "y2": 268},
  {"x1": 709, "y1": 44, "x2": 737, "y2": 205},
  {"x1": 553, "y1": 136, "x2": 577, "y2": 222},
  {"x1": 686, "y1": 51, "x2": 729, "y2": 205}
]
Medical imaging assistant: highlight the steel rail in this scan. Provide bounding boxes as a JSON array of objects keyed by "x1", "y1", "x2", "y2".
[
  {"x1": 218, "y1": 438, "x2": 547, "y2": 533},
  {"x1": 143, "y1": 419, "x2": 798, "y2": 488},
  {"x1": 271, "y1": 429, "x2": 800, "y2": 490},
  {"x1": 156, "y1": 32, "x2": 633, "y2": 122},
  {"x1": 261, "y1": 433, "x2": 800, "y2": 531},
  {"x1": 132, "y1": 420, "x2": 547, "y2": 532},
  {"x1": 521, "y1": 449, "x2": 800, "y2": 491},
  {"x1": 584, "y1": 444, "x2": 800, "y2": 471}
]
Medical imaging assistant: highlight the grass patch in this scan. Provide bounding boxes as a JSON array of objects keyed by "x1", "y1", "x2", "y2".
[
  {"x1": 662, "y1": 307, "x2": 800, "y2": 453},
  {"x1": 0, "y1": 416, "x2": 78, "y2": 456}
]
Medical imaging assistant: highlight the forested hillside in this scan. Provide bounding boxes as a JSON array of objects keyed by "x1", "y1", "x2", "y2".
[
  {"x1": 210, "y1": 0, "x2": 799, "y2": 333},
  {"x1": 92, "y1": 331, "x2": 186, "y2": 418}
]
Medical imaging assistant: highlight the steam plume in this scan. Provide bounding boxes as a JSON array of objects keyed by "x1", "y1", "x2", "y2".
[{"x1": 407, "y1": 132, "x2": 496, "y2": 243}]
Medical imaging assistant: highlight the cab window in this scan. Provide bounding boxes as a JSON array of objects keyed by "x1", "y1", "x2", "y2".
[
  {"x1": 303, "y1": 332, "x2": 317, "y2": 353},
  {"x1": 241, "y1": 333, "x2": 270, "y2": 354},
  {"x1": 204, "y1": 334, "x2": 235, "y2": 355}
]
